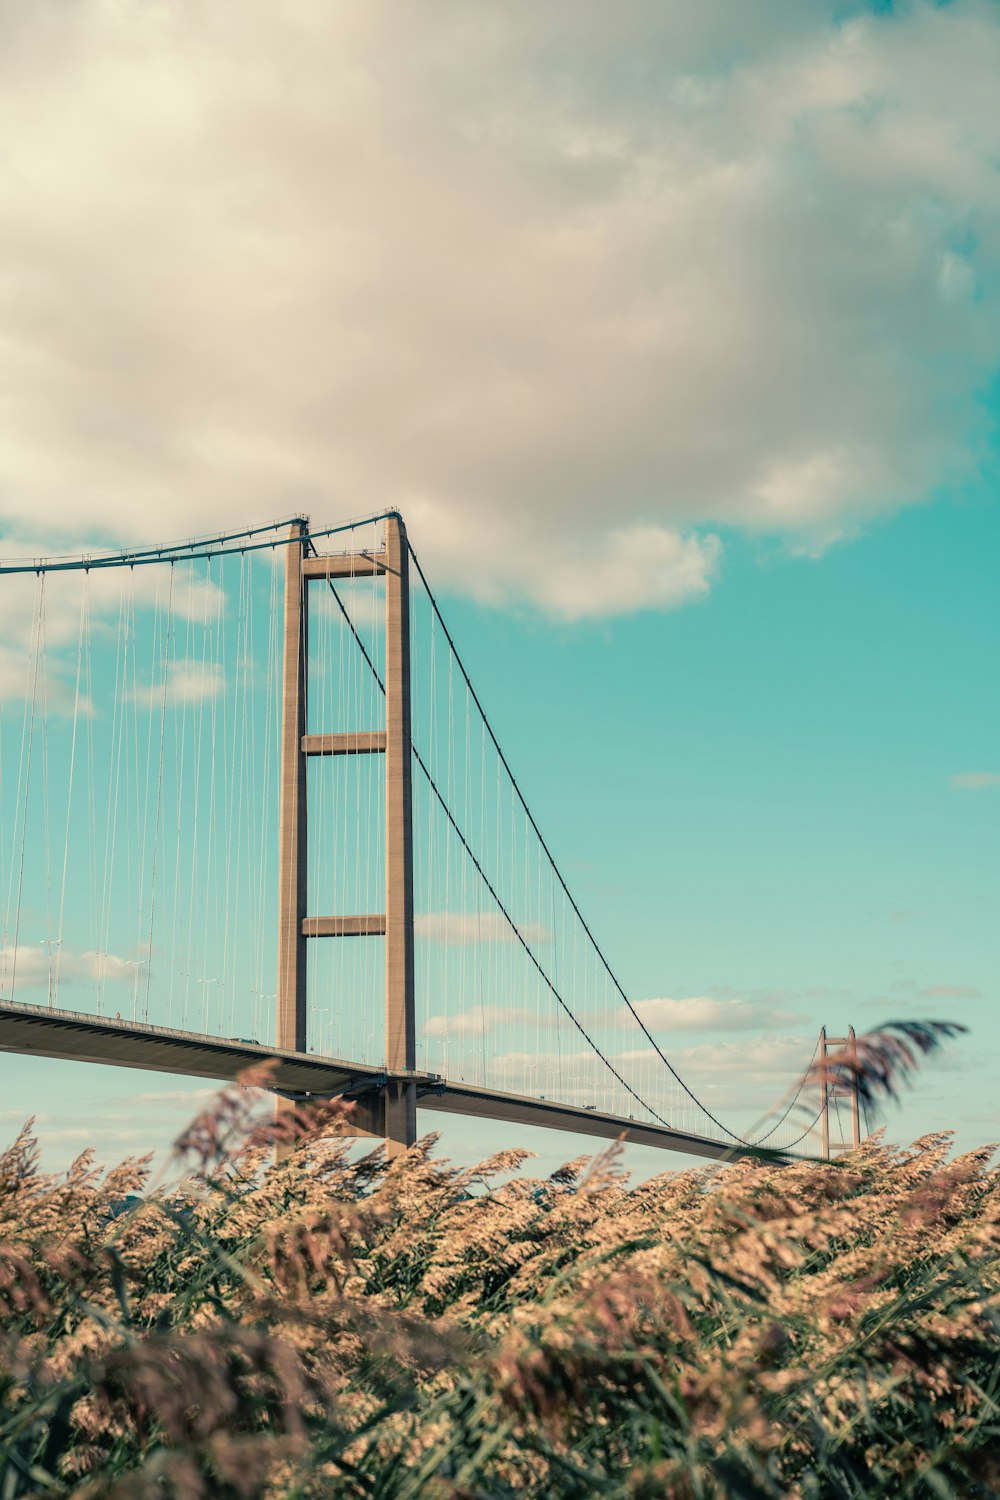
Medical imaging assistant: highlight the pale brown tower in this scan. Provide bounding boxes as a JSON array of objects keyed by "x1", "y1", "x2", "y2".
[
  {"x1": 818, "y1": 1025, "x2": 862, "y2": 1159},
  {"x1": 276, "y1": 514, "x2": 416, "y2": 1156}
]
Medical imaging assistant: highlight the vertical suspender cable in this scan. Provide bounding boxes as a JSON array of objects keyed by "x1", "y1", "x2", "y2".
[
  {"x1": 143, "y1": 563, "x2": 173, "y2": 1022},
  {"x1": 39, "y1": 576, "x2": 53, "y2": 1005},
  {"x1": 9, "y1": 576, "x2": 45, "y2": 999},
  {"x1": 54, "y1": 576, "x2": 88, "y2": 1007}
]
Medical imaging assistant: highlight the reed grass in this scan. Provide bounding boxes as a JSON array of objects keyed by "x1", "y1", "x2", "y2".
[{"x1": 0, "y1": 1028, "x2": 996, "y2": 1498}]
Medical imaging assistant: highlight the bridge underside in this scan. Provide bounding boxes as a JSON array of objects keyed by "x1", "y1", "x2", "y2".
[{"x1": 0, "y1": 1000, "x2": 739, "y2": 1164}]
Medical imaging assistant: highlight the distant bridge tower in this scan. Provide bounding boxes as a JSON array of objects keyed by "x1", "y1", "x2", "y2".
[
  {"x1": 818, "y1": 1025, "x2": 861, "y2": 1159},
  {"x1": 277, "y1": 514, "x2": 416, "y2": 1156}
]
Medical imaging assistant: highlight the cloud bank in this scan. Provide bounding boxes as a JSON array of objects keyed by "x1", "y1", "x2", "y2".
[
  {"x1": 131, "y1": 659, "x2": 225, "y2": 709},
  {"x1": 1, "y1": 1, "x2": 999, "y2": 614},
  {"x1": 625, "y1": 995, "x2": 804, "y2": 1032},
  {"x1": 415, "y1": 912, "x2": 550, "y2": 946},
  {"x1": 422, "y1": 1004, "x2": 538, "y2": 1039},
  {"x1": 0, "y1": 945, "x2": 132, "y2": 990}
]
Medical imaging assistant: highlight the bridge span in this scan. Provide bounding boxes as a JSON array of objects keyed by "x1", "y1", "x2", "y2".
[
  {"x1": 0, "y1": 514, "x2": 836, "y2": 1163},
  {"x1": 0, "y1": 999, "x2": 740, "y2": 1164}
]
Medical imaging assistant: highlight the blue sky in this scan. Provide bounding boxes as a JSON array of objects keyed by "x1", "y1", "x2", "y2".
[
  {"x1": 0, "y1": 0, "x2": 998, "y2": 1177},
  {"x1": 422, "y1": 491, "x2": 999, "y2": 1162},
  {"x1": 1, "y1": 489, "x2": 994, "y2": 1178}
]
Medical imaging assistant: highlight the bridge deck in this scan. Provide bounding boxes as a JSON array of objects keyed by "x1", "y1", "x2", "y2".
[{"x1": 0, "y1": 1000, "x2": 740, "y2": 1163}]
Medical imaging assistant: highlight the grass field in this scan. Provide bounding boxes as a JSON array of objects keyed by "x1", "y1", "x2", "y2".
[{"x1": 1, "y1": 1045, "x2": 997, "y2": 1498}]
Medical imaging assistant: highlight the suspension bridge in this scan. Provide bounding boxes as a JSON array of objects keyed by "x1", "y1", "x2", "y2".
[{"x1": 0, "y1": 514, "x2": 855, "y2": 1163}]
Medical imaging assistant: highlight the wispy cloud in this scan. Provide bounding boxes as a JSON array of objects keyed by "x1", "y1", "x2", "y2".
[
  {"x1": 0, "y1": 553, "x2": 224, "y2": 709},
  {"x1": 0, "y1": 945, "x2": 132, "y2": 989},
  {"x1": 872, "y1": 976, "x2": 986, "y2": 1007},
  {"x1": 0, "y1": 645, "x2": 95, "y2": 716},
  {"x1": 120, "y1": 1088, "x2": 217, "y2": 1109},
  {"x1": 422, "y1": 1005, "x2": 539, "y2": 1039},
  {"x1": 653, "y1": 1035, "x2": 817, "y2": 1086},
  {"x1": 312, "y1": 581, "x2": 385, "y2": 632},
  {"x1": 478, "y1": 1032, "x2": 816, "y2": 1117},
  {"x1": 162, "y1": 574, "x2": 227, "y2": 623},
  {"x1": 949, "y1": 772, "x2": 1000, "y2": 790},
  {"x1": 131, "y1": 658, "x2": 225, "y2": 708},
  {"x1": 423, "y1": 991, "x2": 810, "y2": 1046},
  {"x1": 415, "y1": 912, "x2": 551, "y2": 946},
  {"x1": 622, "y1": 996, "x2": 805, "y2": 1034},
  {"x1": 919, "y1": 984, "x2": 982, "y2": 1000}
]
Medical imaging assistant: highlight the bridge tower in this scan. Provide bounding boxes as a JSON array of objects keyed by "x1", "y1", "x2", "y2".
[
  {"x1": 818, "y1": 1025, "x2": 861, "y2": 1159},
  {"x1": 277, "y1": 514, "x2": 416, "y2": 1156}
]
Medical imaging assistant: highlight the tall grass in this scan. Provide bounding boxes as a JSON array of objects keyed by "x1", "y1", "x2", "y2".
[{"x1": 0, "y1": 1035, "x2": 996, "y2": 1497}]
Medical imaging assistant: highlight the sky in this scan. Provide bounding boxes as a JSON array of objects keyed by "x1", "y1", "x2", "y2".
[{"x1": 0, "y1": 0, "x2": 997, "y2": 1180}]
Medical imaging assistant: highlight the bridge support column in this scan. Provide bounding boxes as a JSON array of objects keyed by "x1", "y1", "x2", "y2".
[
  {"x1": 276, "y1": 513, "x2": 416, "y2": 1160},
  {"x1": 384, "y1": 514, "x2": 417, "y2": 1155},
  {"x1": 818, "y1": 1025, "x2": 862, "y2": 1159}
]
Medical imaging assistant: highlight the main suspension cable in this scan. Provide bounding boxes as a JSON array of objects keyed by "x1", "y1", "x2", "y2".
[
  {"x1": 307, "y1": 540, "x2": 684, "y2": 1134},
  {"x1": 0, "y1": 512, "x2": 398, "y2": 576},
  {"x1": 405, "y1": 538, "x2": 757, "y2": 1145}
]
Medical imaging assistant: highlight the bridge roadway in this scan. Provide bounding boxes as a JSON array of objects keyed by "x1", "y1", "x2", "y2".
[{"x1": 0, "y1": 999, "x2": 741, "y2": 1163}]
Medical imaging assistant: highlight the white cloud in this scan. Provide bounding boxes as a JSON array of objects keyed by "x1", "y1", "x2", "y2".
[
  {"x1": 423, "y1": 990, "x2": 807, "y2": 1048},
  {"x1": 311, "y1": 582, "x2": 384, "y2": 632},
  {"x1": 919, "y1": 983, "x2": 982, "y2": 1000},
  {"x1": 422, "y1": 1004, "x2": 538, "y2": 1038},
  {"x1": 651, "y1": 1034, "x2": 816, "y2": 1085},
  {"x1": 624, "y1": 995, "x2": 803, "y2": 1032},
  {"x1": 161, "y1": 573, "x2": 227, "y2": 624},
  {"x1": 415, "y1": 912, "x2": 551, "y2": 945},
  {"x1": 0, "y1": 543, "x2": 224, "y2": 708},
  {"x1": 0, "y1": 644, "x2": 93, "y2": 716},
  {"x1": 131, "y1": 658, "x2": 225, "y2": 707},
  {"x1": 0, "y1": 945, "x2": 132, "y2": 991},
  {"x1": 950, "y1": 772, "x2": 1000, "y2": 790},
  {"x1": 525, "y1": 526, "x2": 719, "y2": 622},
  {"x1": 484, "y1": 1047, "x2": 611, "y2": 1101},
  {"x1": 938, "y1": 251, "x2": 976, "y2": 306},
  {"x1": 469, "y1": 1032, "x2": 817, "y2": 1120},
  {"x1": 0, "y1": 565, "x2": 110, "y2": 711},
  {"x1": 125, "y1": 1088, "x2": 216, "y2": 1108},
  {"x1": 1, "y1": 2, "x2": 998, "y2": 614}
]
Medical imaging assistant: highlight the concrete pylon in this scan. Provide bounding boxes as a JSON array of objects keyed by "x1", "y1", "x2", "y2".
[
  {"x1": 275, "y1": 514, "x2": 416, "y2": 1158},
  {"x1": 818, "y1": 1025, "x2": 862, "y2": 1159},
  {"x1": 383, "y1": 514, "x2": 417, "y2": 1155}
]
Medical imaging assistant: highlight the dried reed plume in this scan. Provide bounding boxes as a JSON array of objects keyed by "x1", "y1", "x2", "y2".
[{"x1": 0, "y1": 1023, "x2": 994, "y2": 1498}]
